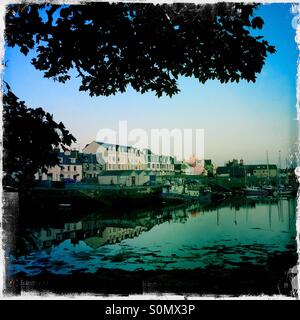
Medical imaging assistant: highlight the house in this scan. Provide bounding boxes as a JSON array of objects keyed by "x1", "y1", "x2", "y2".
[
  {"x1": 185, "y1": 156, "x2": 205, "y2": 175},
  {"x1": 145, "y1": 149, "x2": 160, "y2": 171},
  {"x1": 174, "y1": 161, "x2": 189, "y2": 174},
  {"x1": 82, "y1": 141, "x2": 147, "y2": 171},
  {"x1": 216, "y1": 166, "x2": 231, "y2": 177},
  {"x1": 145, "y1": 149, "x2": 174, "y2": 174},
  {"x1": 83, "y1": 141, "x2": 175, "y2": 175},
  {"x1": 79, "y1": 153, "x2": 104, "y2": 182},
  {"x1": 35, "y1": 150, "x2": 83, "y2": 182},
  {"x1": 246, "y1": 164, "x2": 277, "y2": 178},
  {"x1": 202, "y1": 159, "x2": 216, "y2": 176},
  {"x1": 159, "y1": 155, "x2": 175, "y2": 174},
  {"x1": 216, "y1": 165, "x2": 245, "y2": 178},
  {"x1": 98, "y1": 170, "x2": 156, "y2": 186},
  {"x1": 216, "y1": 164, "x2": 278, "y2": 178}
]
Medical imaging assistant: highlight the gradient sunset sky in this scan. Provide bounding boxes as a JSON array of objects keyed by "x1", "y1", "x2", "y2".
[{"x1": 4, "y1": 3, "x2": 299, "y2": 165}]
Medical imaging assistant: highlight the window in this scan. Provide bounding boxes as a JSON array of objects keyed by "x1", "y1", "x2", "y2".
[
  {"x1": 67, "y1": 166, "x2": 70, "y2": 171},
  {"x1": 70, "y1": 158, "x2": 76, "y2": 164},
  {"x1": 74, "y1": 166, "x2": 76, "y2": 171},
  {"x1": 131, "y1": 176, "x2": 136, "y2": 186}
]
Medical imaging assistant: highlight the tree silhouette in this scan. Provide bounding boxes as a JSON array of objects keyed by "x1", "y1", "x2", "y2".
[
  {"x1": 3, "y1": 84, "x2": 76, "y2": 189},
  {"x1": 5, "y1": 2, "x2": 275, "y2": 97}
]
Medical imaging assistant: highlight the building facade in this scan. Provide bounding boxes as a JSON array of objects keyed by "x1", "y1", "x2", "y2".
[
  {"x1": 83, "y1": 141, "x2": 174, "y2": 174},
  {"x1": 248, "y1": 164, "x2": 277, "y2": 178},
  {"x1": 98, "y1": 170, "x2": 156, "y2": 186},
  {"x1": 216, "y1": 164, "x2": 277, "y2": 178},
  {"x1": 83, "y1": 141, "x2": 147, "y2": 171},
  {"x1": 35, "y1": 150, "x2": 83, "y2": 182},
  {"x1": 79, "y1": 153, "x2": 104, "y2": 182}
]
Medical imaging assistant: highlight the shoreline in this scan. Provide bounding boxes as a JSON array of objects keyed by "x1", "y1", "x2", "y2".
[{"x1": 6, "y1": 250, "x2": 297, "y2": 297}]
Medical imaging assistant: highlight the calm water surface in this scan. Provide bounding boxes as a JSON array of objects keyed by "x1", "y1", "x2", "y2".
[{"x1": 8, "y1": 197, "x2": 297, "y2": 276}]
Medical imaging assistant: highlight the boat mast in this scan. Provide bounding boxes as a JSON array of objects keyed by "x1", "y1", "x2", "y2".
[
  {"x1": 277, "y1": 150, "x2": 281, "y2": 186},
  {"x1": 285, "y1": 158, "x2": 289, "y2": 184},
  {"x1": 266, "y1": 150, "x2": 270, "y2": 184}
]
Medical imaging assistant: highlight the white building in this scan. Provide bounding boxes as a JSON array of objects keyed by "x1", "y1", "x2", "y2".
[
  {"x1": 82, "y1": 141, "x2": 174, "y2": 175},
  {"x1": 82, "y1": 141, "x2": 147, "y2": 171}
]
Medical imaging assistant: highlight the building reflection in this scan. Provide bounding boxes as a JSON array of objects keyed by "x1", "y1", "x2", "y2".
[
  {"x1": 18, "y1": 196, "x2": 296, "y2": 254},
  {"x1": 31, "y1": 208, "x2": 190, "y2": 251}
]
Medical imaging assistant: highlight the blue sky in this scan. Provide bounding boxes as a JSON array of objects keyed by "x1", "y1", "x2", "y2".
[{"x1": 4, "y1": 3, "x2": 298, "y2": 165}]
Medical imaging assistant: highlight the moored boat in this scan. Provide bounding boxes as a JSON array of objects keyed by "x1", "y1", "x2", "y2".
[
  {"x1": 242, "y1": 186, "x2": 269, "y2": 196},
  {"x1": 273, "y1": 187, "x2": 294, "y2": 197}
]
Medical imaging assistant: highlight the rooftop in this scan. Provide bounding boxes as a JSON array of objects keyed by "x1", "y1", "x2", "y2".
[{"x1": 99, "y1": 170, "x2": 155, "y2": 176}]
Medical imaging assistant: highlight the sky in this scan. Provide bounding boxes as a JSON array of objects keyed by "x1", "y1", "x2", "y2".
[{"x1": 3, "y1": 3, "x2": 299, "y2": 166}]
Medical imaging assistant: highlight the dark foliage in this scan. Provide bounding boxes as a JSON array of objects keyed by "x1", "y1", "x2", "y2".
[
  {"x1": 2, "y1": 83, "x2": 76, "y2": 189},
  {"x1": 5, "y1": 2, "x2": 275, "y2": 97}
]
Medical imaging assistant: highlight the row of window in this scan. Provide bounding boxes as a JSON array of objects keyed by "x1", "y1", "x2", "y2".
[
  {"x1": 58, "y1": 157, "x2": 77, "y2": 164},
  {"x1": 104, "y1": 148, "x2": 141, "y2": 154},
  {"x1": 253, "y1": 170, "x2": 274, "y2": 174},
  {"x1": 63, "y1": 165, "x2": 78, "y2": 171},
  {"x1": 48, "y1": 174, "x2": 78, "y2": 180},
  {"x1": 86, "y1": 164, "x2": 100, "y2": 170},
  {"x1": 148, "y1": 163, "x2": 174, "y2": 170},
  {"x1": 107, "y1": 164, "x2": 145, "y2": 170},
  {"x1": 106, "y1": 156, "x2": 145, "y2": 163}
]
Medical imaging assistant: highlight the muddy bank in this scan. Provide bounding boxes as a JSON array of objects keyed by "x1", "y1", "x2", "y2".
[{"x1": 5, "y1": 250, "x2": 297, "y2": 297}]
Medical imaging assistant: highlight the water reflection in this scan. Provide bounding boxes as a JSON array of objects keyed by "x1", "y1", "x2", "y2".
[{"x1": 7, "y1": 196, "x2": 297, "y2": 276}]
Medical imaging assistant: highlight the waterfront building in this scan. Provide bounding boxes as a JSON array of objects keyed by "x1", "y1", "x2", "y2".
[
  {"x1": 203, "y1": 159, "x2": 217, "y2": 176},
  {"x1": 98, "y1": 170, "x2": 156, "y2": 186},
  {"x1": 183, "y1": 156, "x2": 204, "y2": 175},
  {"x1": 82, "y1": 141, "x2": 147, "y2": 171},
  {"x1": 144, "y1": 149, "x2": 174, "y2": 175},
  {"x1": 216, "y1": 166, "x2": 245, "y2": 178},
  {"x1": 216, "y1": 166, "x2": 231, "y2": 177},
  {"x1": 246, "y1": 164, "x2": 277, "y2": 178},
  {"x1": 145, "y1": 148, "x2": 160, "y2": 171},
  {"x1": 174, "y1": 161, "x2": 189, "y2": 174},
  {"x1": 159, "y1": 155, "x2": 175, "y2": 174},
  {"x1": 35, "y1": 150, "x2": 83, "y2": 182},
  {"x1": 83, "y1": 141, "x2": 175, "y2": 175},
  {"x1": 216, "y1": 164, "x2": 277, "y2": 178},
  {"x1": 79, "y1": 153, "x2": 104, "y2": 182}
]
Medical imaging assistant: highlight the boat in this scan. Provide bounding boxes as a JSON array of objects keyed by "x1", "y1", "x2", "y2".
[
  {"x1": 242, "y1": 161, "x2": 269, "y2": 196},
  {"x1": 273, "y1": 186, "x2": 294, "y2": 197},
  {"x1": 161, "y1": 191, "x2": 212, "y2": 203},
  {"x1": 242, "y1": 186, "x2": 269, "y2": 196},
  {"x1": 161, "y1": 184, "x2": 212, "y2": 203},
  {"x1": 262, "y1": 185, "x2": 275, "y2": 195}
]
